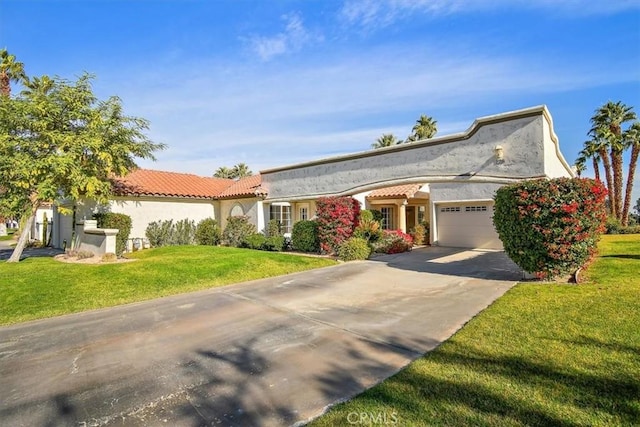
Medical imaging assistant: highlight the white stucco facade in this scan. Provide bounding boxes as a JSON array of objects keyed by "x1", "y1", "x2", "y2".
[{"x1": 52, "y1": 197, "x2": 220, "y2": 249}]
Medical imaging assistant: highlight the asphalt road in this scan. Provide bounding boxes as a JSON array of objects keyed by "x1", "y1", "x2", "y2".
[{"x1": 0, "y1": 247, "x2": 521, "y2": 426}]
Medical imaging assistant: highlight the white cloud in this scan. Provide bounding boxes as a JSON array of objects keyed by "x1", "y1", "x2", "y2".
[
  {"x1": 244, "y1": 12, "x2": 322, "y2": 61},
  {"x1": 92, "y1": 34, "x2": 637, "y2": 178},
  {"x1": 339, "y1": 0, "x2": 640, "y2": 30}
]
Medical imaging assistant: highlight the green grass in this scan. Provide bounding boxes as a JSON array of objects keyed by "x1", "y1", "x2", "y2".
[
  {"x1": 0, "y1": 246, "x2": 336, "y2": 325},
  {"x1": 0, "y1": 228, "x2": 17, "y2": 241},
  {"x1": 310, "y1": 234, "x2": 640, "y2": 426}
]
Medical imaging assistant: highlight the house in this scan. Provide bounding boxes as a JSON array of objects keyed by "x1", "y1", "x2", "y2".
[{"x1": 52, "y1": 105, "x2": 574, "y2": 251}]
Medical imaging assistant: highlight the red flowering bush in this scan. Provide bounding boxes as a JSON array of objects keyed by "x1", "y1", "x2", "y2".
[
  {"x1": 493, "y1": 178, "x2": 607, "y2": 280},
  {"x1": 316, "y1": 196, "x2": 361, "y2": 254},
  {"x1": 372, "y1": 230, "x2": 413, "y2": 254}
]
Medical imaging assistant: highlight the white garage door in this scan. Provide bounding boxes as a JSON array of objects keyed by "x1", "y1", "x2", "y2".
[{"x1": 436, "y1": 202, "x2": 503, "y2": 250}]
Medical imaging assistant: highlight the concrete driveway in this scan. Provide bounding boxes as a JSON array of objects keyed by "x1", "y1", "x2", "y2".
[{"x1": 0, "y1": 247, "x2": 521, "y2": 426}]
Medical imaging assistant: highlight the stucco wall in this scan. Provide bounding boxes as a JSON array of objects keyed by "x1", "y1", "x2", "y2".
[
  {"x1": 53, "y1": 197, "x2": 219, "y2": 247},
  {"x1": 219, "y1": 198, "x2": 260, "y2": 231},
  {"x1": 261, "y1": 111, "x2": 550, "y2": 201},
  {"x1": 542, "y1": 115, "x2": 575, "y2": 178},
  {"x1": 107, "y1": 198, "x2": 218, "y2": 240},
  {"x1": 261, "y1": 106, "x2": 570, "y2": 201}
]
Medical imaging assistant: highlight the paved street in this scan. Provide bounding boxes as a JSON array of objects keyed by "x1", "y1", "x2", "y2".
[{"x1": 0, "y1": 247, "x2": 521, "y2": 426}]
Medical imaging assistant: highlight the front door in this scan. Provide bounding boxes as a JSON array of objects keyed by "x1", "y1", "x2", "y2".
[{"x1": 406, "y1": 206, "x2": 416, "y2": 231}]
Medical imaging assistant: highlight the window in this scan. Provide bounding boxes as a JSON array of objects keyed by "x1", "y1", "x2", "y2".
[
  {"x1": 440, "y1": 206, "x2": 460, "y2": 213},
  {"x1": 299, "y1": 207, "x2": 308, "y2": 221},
  {"x1": 380, "y1": 207, "x2": 394, "y2": 230},
  {"x1": 270, "y1": 205, "x2": 292, "y2": 233},
  {"x1": 465, "y1": 206, "x2": 487, "y2": 212}
]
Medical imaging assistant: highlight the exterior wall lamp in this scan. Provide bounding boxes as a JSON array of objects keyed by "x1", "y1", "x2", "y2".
[{"x1": 494, "y1": 145, "x2": 504, "y2": 162}]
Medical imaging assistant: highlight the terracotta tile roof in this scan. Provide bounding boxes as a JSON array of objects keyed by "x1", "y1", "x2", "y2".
[
  {"x1": 367, "y1": 184, "x2": 422, "y2": 199},
  {"x1": 112, "y1": 169, "x2": 234, "y2": 199},
  {"x1": 218, "y1": 174, "x2": 266, "y2": 199}
]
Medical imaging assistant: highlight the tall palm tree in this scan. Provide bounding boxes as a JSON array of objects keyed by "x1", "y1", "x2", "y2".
[
  {"x1": 232, "y1": 162, "x2": 253, "y2": 179},
  {"x1": 0, "y1": 48, "x2": 27, "y2": 97},
  {"x1": 411, "y1": 114, "x2": 437, "y2": 140},
  {"x1": 372, "y1": 133, "x2": 399, "y2": 149},
  {"x1": 589, "y1": 101, "x2": 637, "y2": 220},
  {"x1": 214, "y1": 166, "x2": 234, "y2": 179},
  {"x1": 576, "y1": 140, "x2": 602, "y2": 182},
  {"x1": 573, "y1": 156, "x2": 587, "y2": 177},
  {"x1": 622, "y1": 122, "x2": 640, "y2": 226}
]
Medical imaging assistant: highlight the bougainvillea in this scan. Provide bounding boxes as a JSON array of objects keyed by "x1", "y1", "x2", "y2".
[
  {"x1": 316, "y1": 196, "x2": 361, "y2": 254},
  {"x1": 372, "y1": 230, "x2": 414, "y2": 254},
  {"x1": 493, "y1": 178, "x2": 607, "y2": 280}
]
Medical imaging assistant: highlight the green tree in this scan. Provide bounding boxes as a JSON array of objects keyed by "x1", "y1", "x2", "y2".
[
  {"x1": 622, "y1": 122, "x2": 640, "y2": 225},
  {"x1": 0, "y1": 49, "x2": 28, "y2": 236},
  {"x1": 410, "y1": 114, "x2": 437, "y2": 140},
  {"x1": 213, "y1": 166, "x2": 234, "y2": 179},
  {"x1": 232, "y1": 162, "x2": 252, "y2": 179},
  {"x1": 589, "y1": 101, "x2": 637, "y2": 221},
  {"x1": 372, "y1": 133, "x2": 399, "y2": 149},
  {"x1": 0, "y1": 48, "x2": 27, "y2": 97},
  {"x1": 213, "y1": 163, "x2": 253, "y2": 179},
  {"x1": 0, "y1": 72, "x2": 165, "y2": 262},
  {"x1": 575, "y1": 139, "x2": 601, "y2": 182}
]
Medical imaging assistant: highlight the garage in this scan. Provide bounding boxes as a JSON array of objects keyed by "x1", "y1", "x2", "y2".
[{"x1": 436, "y1": 202, "x2": 503, "y2": 250}]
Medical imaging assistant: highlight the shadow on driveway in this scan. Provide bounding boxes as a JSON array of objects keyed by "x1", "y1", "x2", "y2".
[{"x1": 370, "y1": 246, "x2": 524, "y2": 281}]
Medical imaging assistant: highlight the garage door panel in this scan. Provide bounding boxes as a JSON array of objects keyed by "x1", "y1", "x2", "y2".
[{"x1": 437, "y1": 203, "x2": 503, "y2": 250}]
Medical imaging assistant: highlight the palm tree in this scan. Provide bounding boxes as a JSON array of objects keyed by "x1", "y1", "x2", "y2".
[
  {"x1": 214, "y1": 166, "x2": 234, "y2": 179},
  {"x1": 411, "y1": 115, "x2": 437, "y2": 140},
  {"x1": 576, "y1": 140, "x2": 602, "y2": 182},
  {"x1": 589, "y1": 101, "x2": 637, "y2": 220},
  {"x1": 574, "y1": 155, "x2": 587, "y2": 177},
  {"x1": 0, "y1": 48, "x2": 27, "y2": 97},
  {"x1": 232, "y1": 162, "x2": 252, "y2": 179},
  {"x1": 21, "y1": 75, "x2": 54, "y2": 96},
  {"x1": 372, "y1": 133, "x2": 399, "y2": 149},
  {"x1": 622, "y1": 122, "x2": 640, "y2": 226}
]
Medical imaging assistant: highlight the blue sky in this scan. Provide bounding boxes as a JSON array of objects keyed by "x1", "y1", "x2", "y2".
[{"x1": 2, "y1": 0, "x2": 640, "y2": 202}]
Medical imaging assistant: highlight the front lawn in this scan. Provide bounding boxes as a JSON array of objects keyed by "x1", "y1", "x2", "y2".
[
  {"x1": 310, "y1": 234, "x2": 640, "y2": 426},
  {"x1": 0, "y1": 246, "x2": 336, "y2": 325}
]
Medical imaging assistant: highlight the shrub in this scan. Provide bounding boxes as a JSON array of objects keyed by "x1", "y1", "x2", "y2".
[
  {"x1": 493, "y1": 177, "x2": 607, "y2": 280},
  {"x1": 605, "y1": 216, "x2": 621, "y2": 234},
  {"x1": 337, "y1": 237, "x2": 371, "y2": 261},
  {"x1": 172, "y1": 219, "x2": 196, "y2": 245},
  {"x1": 353, "y1": 218, "x2": 382, "y2": 243},
  {"x1": 264, "y1": 219, "x2": 283, "y2": 237},
  {"x1": 316, "y1": 196, "x2": 361, "y2": 254},
  {"x1": 370, "y1": 209, "x2": 383, "y2": 223},
  {"x1": 94, "y1": 212, "x2": 132, "y2": 256},
  {"x1": 264, "y1": 235, "x2": 286, "y2": 252},
  {"x1": 145, "y1": 220, "x2": 174, "y2": 247},
  {"x1": 243, "y1": 233, "x2": 267, "y2": 250},
  {"x1": 291, "y1": 220, "x2": 320, "y2": 252},
  {"x1": 101, "y1": 252, "x2": 117, "y2": 262},
  {"x1": 223, "y1": 216, "x2": 256, "y2": 247},
  {"x1": 372, "y1": 230, "x2": 413, "y2": 254},
  {"x1": 195, "y1": 218, "x2": 221, "y2": 245},
  {"x1": 410, "y1": 223, "x2": 428, "y2": 245},
  {"x1": 619, "y1": 225, "x2": 640, "y2": 234},
  {"x1": 76, "y1": 249, "x2": 95, "y2": 260},
  {"x1": 359, "y1": 209, "x2": 374, "y2": 222}
]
